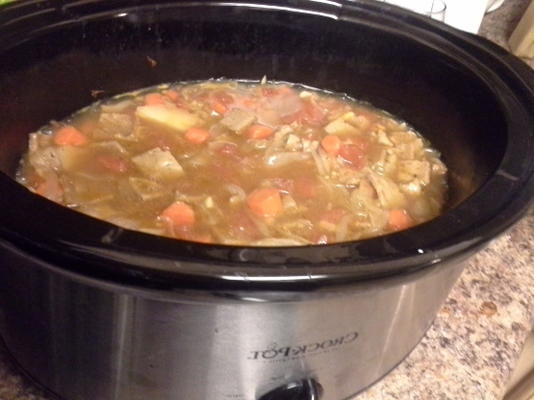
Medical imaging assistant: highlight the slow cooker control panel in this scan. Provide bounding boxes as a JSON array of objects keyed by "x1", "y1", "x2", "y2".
[{"x1": 258, "y1": 378, "x2": 322, "y2": 400}]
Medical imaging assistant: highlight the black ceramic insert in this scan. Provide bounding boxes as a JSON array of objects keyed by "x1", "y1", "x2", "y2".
[{"x1": 0, "y1": 0, "x2": 532, "y2": 290}]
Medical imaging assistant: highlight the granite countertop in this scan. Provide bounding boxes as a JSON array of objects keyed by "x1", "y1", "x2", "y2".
[{"x1": 1, "y1": 1, "x2": 533, "y2": 400}]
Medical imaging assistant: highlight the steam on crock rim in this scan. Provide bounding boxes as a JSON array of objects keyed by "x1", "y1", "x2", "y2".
[{"x1": 0, "y1": 0, "x2": 532, "y2": 292}]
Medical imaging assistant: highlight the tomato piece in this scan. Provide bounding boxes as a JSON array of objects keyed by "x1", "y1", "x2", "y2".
[
  {"x1": 36, "y1": 175, "x2": 63, "y2": 202},
  {"x1": 282, "y1": 101, "x2": 326, "y2": 127},
  {"x1": 339, "y1": 144, "x2": 366, "y2": 170},
  {"x1": 300, "y1": 101, "x2": 326, "y2": 126},
  {"x1": 261, "y1": 86, "x2": 292, "y2": 97},
  {"x1": 319, "y1": 208, "x2": 348, "y2": 225},
  {"x1": 268, "y1": 178, "x2": 294, "y2": 193},
  {"x1": 209, "y1": 90, "x2": 234, "y2": 114},
  {"x1": 230, "y1": 211, "x2": 262, "y2": 241},
  {"x1": 293, "y1": 177, "x2": 318, "y2": 199},
  {"x1": 97, "y1": 155, "x2": 128, "y2": 173},
  {"x1": 165, "y1": 90, "x2": 180, "y2": 102}
]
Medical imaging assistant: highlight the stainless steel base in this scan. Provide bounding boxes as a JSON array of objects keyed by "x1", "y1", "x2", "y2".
[{"x1": 0, "y1": 244, "x2": 467, "y2": 400}]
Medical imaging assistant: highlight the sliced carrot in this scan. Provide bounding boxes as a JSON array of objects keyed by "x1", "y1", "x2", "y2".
[
  {"x1": 210, "y1": 91, "x2": 233, "y2": 115},
  {"x1": 388, "y1": 209, "x2": 413, "y2": 231},
  {"x1": 321, "y1": 135, "x2": 341, "y2": 155},
  {"x1": 160, "y1": 201, "x2": 195, "y2": 227},
  {"x1": 247, "y1": 188, "x2": 282, "y2": 218},
  {"x1": 144, "y1": 93, "x2": 165, "y2": 106},
  {"x1": 211, "y1": 101, "x2": 227, "y2": 115},
  {"x1": 246, "y1": 124, "x2": 274, "y2": 140},
  {"x1": 185, "y1": 127, "x2": 210, "y2": 144},
  {"x1": 53, "y1": 126, "x2": 87, "y2": 146}
]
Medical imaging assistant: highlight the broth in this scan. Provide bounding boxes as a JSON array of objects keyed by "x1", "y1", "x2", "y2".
[{"x1": 17, "y1": 80, "x2": 448, "y2": 246}]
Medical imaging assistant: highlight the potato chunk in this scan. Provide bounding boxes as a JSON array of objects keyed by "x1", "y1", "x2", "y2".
[
  {"x1": 136, "y1": 105, "x2": 199, "y2": 132},
  {"x1": 324, "y1": 115, "x2": 360, "y2": 136},
  {"x1": 132, "y1": 148, "x2": 184, "y2": 181}
]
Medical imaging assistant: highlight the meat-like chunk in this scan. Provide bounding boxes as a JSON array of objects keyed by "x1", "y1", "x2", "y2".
[{"x1": 132, "y1": 148, "x2": 184, "y2": 181}]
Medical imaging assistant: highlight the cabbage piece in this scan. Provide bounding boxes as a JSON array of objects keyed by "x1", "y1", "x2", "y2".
[
  {"x1": 136, "y1": 105, "x2": 199, "y2": 132},
  {"x1": 89, "y1": 140, "x2": 128, "y2": 155},
  {"x1": 324, "y1": 119, "x2": 359, "y2": 136},
  {"x1": 265, "y1": 152, "x2": 311, "y2": 167},
  {"x1": 57, "y1": 146, "x2": 88, "y2": 172},
  {"x1": 368, "y1": 172, "x2": 406, "y2": 209},
  {"x1": 128, "y1": 177, "x2": 168, "y2": 201},
  {"x1": 397, "y1": 160, "x2": 431, "y2": 185},
  {"x1": 29, "y1": 146, "x2": 62, "y2": 173},
  {"x1": 132, "y1": 148, "x2": 184, "y2": 181},
  {"x1": 93, "y1": 113, "x2": 134, "y2": 140},
  {"x1": 324, "y1": 112, "x2": 362, "y2": 136}
]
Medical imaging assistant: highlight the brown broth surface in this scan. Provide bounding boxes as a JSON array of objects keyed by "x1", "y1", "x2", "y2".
[{"x1": 17, "y1": 81, "x2": 448, "y2": 246}]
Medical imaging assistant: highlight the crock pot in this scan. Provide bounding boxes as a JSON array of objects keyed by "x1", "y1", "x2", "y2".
[{"x1": 0, "y1": 1, "x2": 532, "y2": 399}]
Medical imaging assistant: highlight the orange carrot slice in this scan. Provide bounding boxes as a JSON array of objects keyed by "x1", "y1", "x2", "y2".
[
  {"x1": 144, "y1": 93, "x2": 165, "y2": 106},
  {"x1": 321, "y1": 135, "x2": 341, "y2": 155},
  {"x1": 53, "y1": 126, "x2": 87, "y2": 146},
  {"x1": 247, "y1": 188, "x2": 282, "y2": 218},
  {"x1": 246, "y1": 124, "x2": 274, "y2": 140},
  {"x1": 388, "y1": 209, "x2": 413, "y2": 231},
  {"x1": 160, "y1": 201, "x2": 195, "y2": 227},
  {"x1": 185, "y1": 127, "x2": 210, "y2": 144}
]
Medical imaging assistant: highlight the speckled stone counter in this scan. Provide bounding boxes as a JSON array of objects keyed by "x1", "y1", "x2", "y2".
[
  {"x1": 0, "y1": 1, "x2": 533, "y2": 400},
  {"x1": 355, "y1": 213, "x2": 534, "y2": 400}
]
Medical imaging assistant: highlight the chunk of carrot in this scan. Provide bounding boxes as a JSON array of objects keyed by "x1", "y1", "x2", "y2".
[
  {"x1": 320, "y1": 135, "x2": 341, "y2": 155},
  {"x1": 247, "y1": 188, "x2": 282, "y2": 218},
  {"x1": 160, "y1": 201, "x2": 195, "y2": 227},
  {"x1": 211, "y1": 101, "x2": 227, "y2": 115},
  {"x1": 144, "y1": 93, "x2": 165, "y2": 106},
  {"x1": 388, "y1": 209, "x2": 413, "y2": 231},
  {"x1": 246, "y1": 124, "x2": 274, "y2": 140},
  {"x1": 185, "y1": 127, "x2": 210, "y2": 144},
  {"x1": 209, "y1": 91, "x2": 234, "y2": 115},
  {"x1": 53, "y1": 126, "x2": 87, "y2": 146}
]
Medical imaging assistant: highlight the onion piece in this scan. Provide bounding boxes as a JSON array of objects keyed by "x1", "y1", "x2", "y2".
[
  {"x1": 335, "y1": 214, "x2": 352, "y2": 242},
  {"x1": 265, "y1": 152, "x2": 310, "y2": 167},
  {"x1": 100, "y1": 99, "x2": 135, "y2": 113},
  {"x1": 225, "y1": 184, "x2": 247, "y2": 204}
]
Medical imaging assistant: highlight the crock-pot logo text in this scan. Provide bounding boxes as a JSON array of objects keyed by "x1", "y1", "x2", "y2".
[{"x1": 248, "y1": 331, "x2": 359, "y2": 361}]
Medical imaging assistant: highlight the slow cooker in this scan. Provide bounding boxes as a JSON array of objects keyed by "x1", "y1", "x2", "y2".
[{"x1": 0, "y1": 1, "x2": 532, "y2": 400}]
